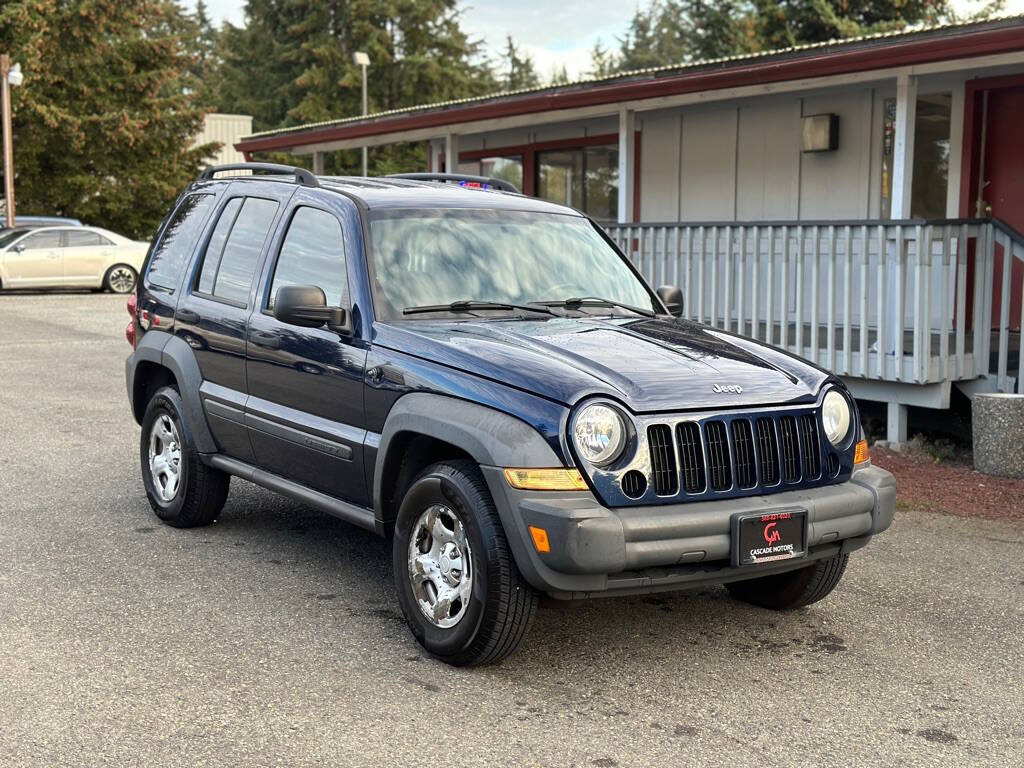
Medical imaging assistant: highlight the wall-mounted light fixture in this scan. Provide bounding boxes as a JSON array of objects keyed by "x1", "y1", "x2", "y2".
[{"x1": 802, "y1": 113, "x2": 839, "y2": 152}]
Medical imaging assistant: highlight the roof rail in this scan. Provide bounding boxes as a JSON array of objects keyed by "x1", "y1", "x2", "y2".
[
  {"x1": 199, "y1": 162, "x2": 319, "y2": 188},
  {"x1": 387, "y1": 173, "x2": 519, "y2": 194}
]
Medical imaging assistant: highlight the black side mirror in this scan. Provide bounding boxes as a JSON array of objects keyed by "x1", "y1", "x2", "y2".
[
  {"x1": 273, "y1": 284, "x2": 352, "y2": 336},
  {"x1": 656, "y1": 285, "x2": 683, "y2": 317},
  {"x1": 13, "y1": 244, "x2": 24, "y2": 253}
]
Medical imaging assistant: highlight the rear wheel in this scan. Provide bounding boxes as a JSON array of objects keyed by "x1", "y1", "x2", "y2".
[
  {"x1": 140, "y1": 386, "x2": 229, "y2": 528},
  {"x1": 104, "y1": 264, "x2": 137, "y2": 293},
  {"x1": 725, "y1": 553, "x2": 849, "y2": 610},
  {"x1": 393, "y1": 460, "x2": 537, "y2": 666}
]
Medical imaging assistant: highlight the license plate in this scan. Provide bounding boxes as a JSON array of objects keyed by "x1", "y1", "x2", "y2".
[{"x1": 731, "y1": 509, "x2": 808, "y2": 566}]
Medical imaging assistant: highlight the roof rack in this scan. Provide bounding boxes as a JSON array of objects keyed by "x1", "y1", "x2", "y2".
[
  {"x1": 199, "y1": 162, "x2": 319, "y2": 188},
  {"x1": 387, "y1": 173, "x2": 519, "y2": 194}
]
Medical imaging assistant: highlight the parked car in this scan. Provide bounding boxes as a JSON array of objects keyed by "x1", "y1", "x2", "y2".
[
  {"x1": 0, "y1": 225, "x2": 148, "y2": 293},
  {"x1": 0, "y1": 215, "x2": 83, "y2": 229},
  {"x1": 125, "y1": 164, "x2": 895, "y2": 666}
]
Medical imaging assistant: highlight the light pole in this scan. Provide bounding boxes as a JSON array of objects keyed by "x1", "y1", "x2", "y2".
[
  {"x1": 353, "y1": 51, "x2": 370, "y2": 177},
  {"x1": 1, "y1": 55, "x2": 23, "y2": 228}
]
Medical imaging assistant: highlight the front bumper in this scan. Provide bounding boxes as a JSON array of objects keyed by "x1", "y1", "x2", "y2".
[{"x1": 482, "y1": 463, "x2": 895, "y2": 599}]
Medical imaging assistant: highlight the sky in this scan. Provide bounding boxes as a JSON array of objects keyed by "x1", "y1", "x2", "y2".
[{"x1": 189, "y1": 0, "x2": 1024, "y2": 80}]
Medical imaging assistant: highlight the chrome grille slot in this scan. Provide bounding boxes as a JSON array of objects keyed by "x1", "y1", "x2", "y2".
[
  {"x1": 779, "y1": 416, "x2": 801, "y2": 483},
  {"x1": 647, "y1": 424, "x2": 678, "y2": 495},
  {"x1": 756, "y1": 417, "x2": 779, "y2": 486},
  {"x1": 801, "y1": 414, "x2": 822, "y2": 480},
  {"x1": 705, "y1": 420, "x2": 731, "y2": 491},
  {"x1": 731, "y1": 419, "x2": 756, "y2": 489},
  {"x1": 676, "y1": 421, "x2": 706, "y2": 494}
]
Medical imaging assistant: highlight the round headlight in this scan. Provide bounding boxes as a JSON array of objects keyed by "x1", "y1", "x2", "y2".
[
  {"x1": 572, "y1": 404, "x2": 626, "y2": 466},
  {"x1": 822, "y1": 389, "x2": 852, "y2": 446}
]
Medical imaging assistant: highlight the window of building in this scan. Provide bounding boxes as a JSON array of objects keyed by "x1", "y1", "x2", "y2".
[
  {"x1": 537, "y1": 145, "x2": 618, "y2": 222},
  {"x1": 147, "y1": 194, "x2": 215, "y2": 291},
  {"x1": 194, "y1": 197, "x2": 278, "y2": 305},
  {"x1": 881, "y1": 93, "x2": 952, "y2": 219},
  {"x1": 472, "y1": 156, "x2": 523, "y2": 191},
  {"x1": 269, "y1": 207, "x2": 347, "y2": 308}
]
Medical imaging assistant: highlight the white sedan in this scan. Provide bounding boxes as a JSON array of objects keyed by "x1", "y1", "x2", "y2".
[{"x1": 0, "y1": 225, "x2": 149, "y2": 293}]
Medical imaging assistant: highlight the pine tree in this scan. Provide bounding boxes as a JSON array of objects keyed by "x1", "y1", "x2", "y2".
[
  {"x1": 587, "y1": 41, "x2": 618, "y2": 78},
  {"x1": 0, "y1": 0, "x2": 216, "y2": 239},
  {"x1": 503, "y1": 35, "x2": 540, "y2": 91}
]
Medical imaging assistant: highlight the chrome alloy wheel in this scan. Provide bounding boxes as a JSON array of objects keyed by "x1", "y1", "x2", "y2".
[
  {"x1": 108, "y1": 266, "x2": 136, "y2": 293},
  {"x1": 148, "y1": 414, "x2": 182, "y2": 502},
  {"x1": 408, "y1": 504, "x2": 473, "y2": 629}
]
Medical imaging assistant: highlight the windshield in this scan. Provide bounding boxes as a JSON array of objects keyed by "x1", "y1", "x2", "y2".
[
  {"x1": 367, "y1": 209, "x2": 658, "y2": 320},
  {"x1": 0, "y1": 228, "x2": 30, "y2": 249}
]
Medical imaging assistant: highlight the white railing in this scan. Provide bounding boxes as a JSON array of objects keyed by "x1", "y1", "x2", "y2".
[{"x1": 605, "y1": 219, "x2": 1024, "y2": 393}]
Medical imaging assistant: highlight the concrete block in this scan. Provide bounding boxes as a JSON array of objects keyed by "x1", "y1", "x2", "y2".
[{"x1": 972, "y1": 394, "x2": 1024, "y2": 479}]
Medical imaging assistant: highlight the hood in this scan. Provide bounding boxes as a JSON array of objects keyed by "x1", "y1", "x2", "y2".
[{"x1": 373, "y1": 316, "x2": 830, "y2": 413}]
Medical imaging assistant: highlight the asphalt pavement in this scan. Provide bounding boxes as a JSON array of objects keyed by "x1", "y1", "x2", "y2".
[{"x1": 1, "y1": 291, "x2": 1022, "y2": 768}]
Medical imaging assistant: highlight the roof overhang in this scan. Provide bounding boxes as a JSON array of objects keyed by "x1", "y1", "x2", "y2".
[{"x1": 237, "y1": 18, "x2": 1024, "y2": 155}]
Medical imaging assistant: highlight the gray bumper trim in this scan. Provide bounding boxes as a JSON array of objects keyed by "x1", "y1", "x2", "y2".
[{"x1": 483, "y1": 463, "x2": 895, "y2": 597}]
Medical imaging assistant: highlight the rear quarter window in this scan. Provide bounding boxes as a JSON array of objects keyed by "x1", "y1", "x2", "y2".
[{"x1": 146, "y1": 193, "x2": 216, "y2": 291}]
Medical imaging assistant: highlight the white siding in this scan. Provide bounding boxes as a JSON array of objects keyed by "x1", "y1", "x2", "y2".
[
  {"x1": 736, "y1": 100, "x2": 801, "y2": 220},
  {"x1": 679, "y1": 107, "x2": 737, "y2": 221},
  {"x1": 194, "y1": 113, "x2": 253, "y2": 166},
  {"x1": 638, "y1": 112, "x2": 681, "y2": 221}
]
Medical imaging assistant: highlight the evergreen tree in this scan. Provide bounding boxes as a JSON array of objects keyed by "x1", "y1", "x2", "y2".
[
  {"x1": 503, "y1": 35, "x2": 540, "y2": 90},
  {"x1": 0, "y1": 0, "x2": 216, "y2": 239},
  {"x1": 549, "y1": 64, "x2": 571, "y2": 86},
  {"x1": 587, "y1": 40, "x2": 618, "y2": 78}
]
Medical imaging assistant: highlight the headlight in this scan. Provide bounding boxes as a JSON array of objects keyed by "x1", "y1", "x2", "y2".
[
  {"x1": 822, "y1": 389, "x2": 852, "y2": 446},
  {"x1": 572, "y1": 403, "x2": 626, "y2": 466}
]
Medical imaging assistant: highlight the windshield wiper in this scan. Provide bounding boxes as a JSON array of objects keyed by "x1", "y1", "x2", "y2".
[
  {"x1": 403, "y1": 300, "x2": 556, "y2": 316},
  {"x1": 535, "y1": 296, "x2": 656, "y2": 318}
]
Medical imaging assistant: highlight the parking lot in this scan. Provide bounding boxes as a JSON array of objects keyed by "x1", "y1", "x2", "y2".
[{"x1": 1, "y1": 291, "x2": 1022, "y2": 767}]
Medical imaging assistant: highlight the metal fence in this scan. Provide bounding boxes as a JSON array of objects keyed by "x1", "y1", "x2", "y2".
[{"x1": 605, "y1": 219, "x2": 1024, "y2": 394}]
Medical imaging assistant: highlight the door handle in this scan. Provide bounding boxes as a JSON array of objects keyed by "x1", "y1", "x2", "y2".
[
  {"x1": 249, "y1": 331, "x2": 281, "y2": 349},
  {"x1": 176, "y1": 309, "x2": 200, "y2": 324}
]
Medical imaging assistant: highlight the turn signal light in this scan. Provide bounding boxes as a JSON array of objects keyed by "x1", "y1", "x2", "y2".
[
  {"x1": 854, "y1": 439, "x2": 870, "y2": 464},
  {"x1": 503, "y1": 468, "x2": 588, "y2": 491},
  {"x1": 529, "y1": 526, "x2": 551, "y2": 553}
]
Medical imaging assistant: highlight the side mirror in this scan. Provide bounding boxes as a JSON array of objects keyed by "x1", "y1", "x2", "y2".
[
  {"x1": 13, "y1": 244, "x2": 24, "y2": 253},
  {"x1": 656, "y1": 284, "x2": 683, "y2": 317},
  {"x1": 273, "y1": 284, "x2": 352, "y2": 336}
]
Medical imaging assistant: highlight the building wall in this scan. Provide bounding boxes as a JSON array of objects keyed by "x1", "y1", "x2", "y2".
[{"x1": 195, "y1": 113, "x2": 254, "y2": 167}]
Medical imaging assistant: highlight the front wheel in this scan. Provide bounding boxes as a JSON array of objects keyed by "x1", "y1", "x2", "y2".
[
  {"x1": 725, "y1": 553, "x2": 849, "y2": 610},
  {"x1": 393, "y1": 461, "x2": 537, "y2": 666}
]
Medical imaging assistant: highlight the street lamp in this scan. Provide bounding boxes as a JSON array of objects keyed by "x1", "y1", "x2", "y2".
[
  {"x1": 1, "y1": 56, "x2": 23, "y2": 228},
  {"x1": 353, "y1": 51, "x2": 370, "y2": 177}
]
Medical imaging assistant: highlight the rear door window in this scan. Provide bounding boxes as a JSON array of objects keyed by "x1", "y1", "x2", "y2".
[
  {"x1": 195, "y1": 197, "x2": 279, "y2": 306},
  {"x1": 64, "y1": 230, "x2": 112, "y2": 247},
  {"x1": 147, "y1": 194, "x2": 215, "y2": 291}
]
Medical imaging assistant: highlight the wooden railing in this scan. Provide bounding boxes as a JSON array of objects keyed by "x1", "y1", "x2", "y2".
[{"x1": 605, "y1": 219, "x2": 1024, "y2": 393}]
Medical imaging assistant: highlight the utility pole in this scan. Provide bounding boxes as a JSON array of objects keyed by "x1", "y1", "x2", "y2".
[
  {"x1": 1, "y1": 54, "x2": 15, "y2": 228},
  {"x1": 354, "y1": 52, "x2": 370, "y2": 177}
]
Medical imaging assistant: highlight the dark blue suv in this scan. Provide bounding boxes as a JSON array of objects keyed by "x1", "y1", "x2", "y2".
[{"x1": 125, "y1": 164, "x2": 895, "y2": 666}]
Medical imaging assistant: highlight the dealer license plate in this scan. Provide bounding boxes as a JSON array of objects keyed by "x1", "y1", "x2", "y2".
[{"x1": 731, "y1": 509, "x2": 808, "y2": 566}]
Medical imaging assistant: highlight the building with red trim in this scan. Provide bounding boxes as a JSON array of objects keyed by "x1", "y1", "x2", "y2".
[{"x1": 237, "y1": 16, "x2": 1024, "y2": 440}]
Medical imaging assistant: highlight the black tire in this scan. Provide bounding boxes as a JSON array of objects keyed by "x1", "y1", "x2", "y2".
[
  {"x1": 140, "y1": 385, "x2": 229, "y2": 528},
  {"x1": 103, "y1": 263, "x2": 137, "y2": 294},
  {"x1": 392, "y1": 460, "x2": 537, "y2": 666},
  {"x1": 725, "y1": 553, "x2": 849, "y2": 610}
]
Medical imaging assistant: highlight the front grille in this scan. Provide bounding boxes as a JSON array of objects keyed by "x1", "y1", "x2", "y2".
[
  {"x1": 647, "y1": 424, "x2": 678, "y2": 495},
  {"x1": 623, "y1": 406, "x2": 832, "y2": 504},
  {"x1": 732, "y1": 419, "x2": 756, "y2": 489},
  {"x1": 801, "y1": 414, "x2": 821, "y2": 480},
  {"x1": 676, "y1": 421, "x2": 706, "y2": 493},
  {"x1": 756, "y1": 417, "x2": 779, "y2": 485},
  {"x1": 779, "y1": 416, "x2": 801, "y2": 483}
]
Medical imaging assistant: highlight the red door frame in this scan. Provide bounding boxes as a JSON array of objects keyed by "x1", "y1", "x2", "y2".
[
  {"x1": 960, "y1": 73, "x2": 1024, "y2": 331},
  {"x1": 457, "y1": 132, "x2": 643, "y2": 221}
]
